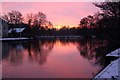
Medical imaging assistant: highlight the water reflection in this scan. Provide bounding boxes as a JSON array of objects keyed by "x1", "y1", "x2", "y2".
[
  {"x1": 2, "y1": 39, "x2": 111, "y2": 78},
  {"x1": 76, "y1": 39, "x2": 108, "y2": 66},
  {"x1": 2, "y1": 40, "x2": 54, "y2": 65},
  {"x1": 2, "y1": 42, "x2": 24, "y2": 65},
  {"x1": 24, "y1": 40, "x2": 54, "y2": 65}
]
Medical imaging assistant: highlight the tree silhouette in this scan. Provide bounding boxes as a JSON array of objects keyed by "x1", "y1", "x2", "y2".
[
  {"x1": 93, "y1": 1, "x2": 120, "y2": 39},
  {"x1": 2, "y1": 10, "x2": 23, "y2": 24},
  {"x1": 93, "y1": 2, "x2": 120, "y2": 18},
  {"x1": 80, "y1": 18, "x2": 88, "y2": 28},
  {"x1": 33, "y1": 11, "x2": 47, "y2": 27},
  {"x1": 46, "y1": 21, "x2": 53, "y2": 29},
  {"x1": 26, "y1": 13, "x2": 35, "y2": 27}
]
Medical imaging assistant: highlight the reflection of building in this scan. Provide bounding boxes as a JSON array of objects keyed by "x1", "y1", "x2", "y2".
[
  {"x1": 2, "y1": 42, "x2": 24, "y2": 65},
  {"x1": 0, "y1": 19, "x2": 9, "y2": 37},
  {"x1": 2, "y1": 40, "x2": 54, "y2": 65},
  {"x1": 2, "y1": 42, "x2": 10, "y2": 59},
  {"x1": 0, "y1": 41, "x2": 2, "y2": 60}
]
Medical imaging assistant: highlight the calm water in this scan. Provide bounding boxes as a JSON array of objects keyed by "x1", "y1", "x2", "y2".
[{"x1": 2, "y1": 39, "x2": 109, "y2": 78}]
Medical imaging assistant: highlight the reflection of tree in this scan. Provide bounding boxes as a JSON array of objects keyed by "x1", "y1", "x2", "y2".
[
  {"x1": 58, "y1": 39, "x2": 78, "y2": 46},
  {"x1": 76, "y1": 39, "x2": 108, "y2": 66},
  {"x1": 2, "y1": 40, "x2": 54, "y2": 65},
  {"x1": 25, "y1": 40, "x2": 54, "y2": 65},
  {"x1": 2, "y1": 39, "x2": 116, "y2": 67},
  {"x1": 56, "y1": 38, "x2": 110, "y2": 66},
  {"x1": 2, "y1": 42, "x2": 24, "y2": 65}
]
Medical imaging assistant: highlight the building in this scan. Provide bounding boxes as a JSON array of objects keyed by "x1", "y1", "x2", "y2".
[
  {"x1": 0, "y1": 19, "x2": 9, "y2": 38},
  {"x1": 9, "y1": 28, "x2": 25, "y2": 34},
  {"x1": 8, "y1": 23, "x2": 29, "y2": 37}
]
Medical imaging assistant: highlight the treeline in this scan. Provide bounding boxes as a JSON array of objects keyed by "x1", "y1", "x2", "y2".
[
  {"x1": 0, "y1": 1, "x2": 120, "y2": 39},
  {"x1": 79, "y1": 1, "x2": 120, "y2": 39}
]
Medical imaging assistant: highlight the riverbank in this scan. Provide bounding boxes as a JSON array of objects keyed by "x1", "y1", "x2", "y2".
[
  {"x1": 0, "y1": 38, "x2": 30, "y2": 41},
  {"x1": 93, "y1": 48, "x2": 120, "y2": 80},
  {"x1": 0, "y1": 36, "x2": 95, "y2": 41}
]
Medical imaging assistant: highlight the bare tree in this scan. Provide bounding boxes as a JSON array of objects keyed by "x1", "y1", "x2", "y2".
[
  {"x1": 26, "y1": 13, "x2": 35, "y2": 27},
  {"x1": 46, "y1": 21, "x2": 53, "y2": 29},
  {"x1": 33, "y1": 11, "x2": 47, "y2": 27},
  {"x1": 2, "y1": 10, "x2": 23, "y2": 24}
]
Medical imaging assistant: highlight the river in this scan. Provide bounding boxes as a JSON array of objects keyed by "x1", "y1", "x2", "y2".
[{"x1": 2, "y1": 38, "x2": 112, "y2": 78}]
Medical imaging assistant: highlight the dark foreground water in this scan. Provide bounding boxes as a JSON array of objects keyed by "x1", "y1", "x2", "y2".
[{"x1": 2, "y1": 38, "x2": 114, "y2": 78}]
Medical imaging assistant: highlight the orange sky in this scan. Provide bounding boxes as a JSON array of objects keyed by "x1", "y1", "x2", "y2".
[{"x1": 1, "y1": 2, "x2": 100, "y2": 28}]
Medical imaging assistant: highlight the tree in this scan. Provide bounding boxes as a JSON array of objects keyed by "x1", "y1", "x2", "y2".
[
  {"x1": 93, "y1": 1, "x2": 120, "y2": 38},
  {"x1": 80, "y1": 17, "x2": 88, "y2": 28},
  {"x1": 33, "y1": 11, "x2": 47, "y2": 27},
  {"x1": 87, "y1": 15, "x2": 95, "y2": 28},
  {"x1": 93, "y1": 1, "x2": 120, "y2": 18},
  {"x1": 80, "y1": 15, "x2": 96, "y2": 28},
  {"x1": 26, "y1": 13, "x2": 35, "y2": 27},
  {"x1": 93, "y1": 1, "x2": 120, "y2": 29},
  {"x1": 2, "y1": 10, "x2": 23, "y2": 24},
  {"x1": 45, "y1": 21, "x2": 53, "y2": 29}
]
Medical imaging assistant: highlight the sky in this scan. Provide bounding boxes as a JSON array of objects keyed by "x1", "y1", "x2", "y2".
[
  {"x1": 1, "y1": 2, "x2": 101, "y2": 27},
  {"x1": 1, "y1": 0, "x2": 109, "y2": 2}
]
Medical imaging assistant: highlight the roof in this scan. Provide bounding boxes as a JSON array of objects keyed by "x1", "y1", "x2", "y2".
[{"x1": 9, "y1": 28, "x2": 25, "y2": 33}]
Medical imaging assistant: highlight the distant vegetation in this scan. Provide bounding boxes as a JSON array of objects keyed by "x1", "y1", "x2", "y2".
[{"x1": 0, "y1": 1, "x2": 120, "y2": 40}]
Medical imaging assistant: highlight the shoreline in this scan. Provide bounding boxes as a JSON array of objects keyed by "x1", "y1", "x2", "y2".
[
  {"x1": 93, "y1": 48, "x2": 120, "y2": 80},
  {"x1": 0, "y1": 38, "x2": 30, "y2": 41}
]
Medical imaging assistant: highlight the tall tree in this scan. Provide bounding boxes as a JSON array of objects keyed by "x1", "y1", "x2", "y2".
[
  {"x1": 93, "y1": 1, "x2": 120, "y2": 38},
  {"x1": 33, "y1": 11, "x2": 47, "y2": 27},
  {"x1": 26, "y1": 13, "x2": 35, "y2": 27},
  {"x1": 2, "y1": 10, "x2": 23, "y2": 24},
  {"x1": 93, "y1": 1, "x2": 120, "y2": 18}
]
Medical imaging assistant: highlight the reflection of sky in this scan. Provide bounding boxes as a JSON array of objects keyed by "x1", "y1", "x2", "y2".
[
  {"x1": 2, "y1": 41, "x2": 102, "y2": 78},
  {"x1": 2, "y1": 2, "x2": 100, "y2": 27}
]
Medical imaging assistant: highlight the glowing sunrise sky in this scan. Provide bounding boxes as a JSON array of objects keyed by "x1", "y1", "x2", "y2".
[{"x1": 1, "y1": 2, "x2": 100, "y2": 27}]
